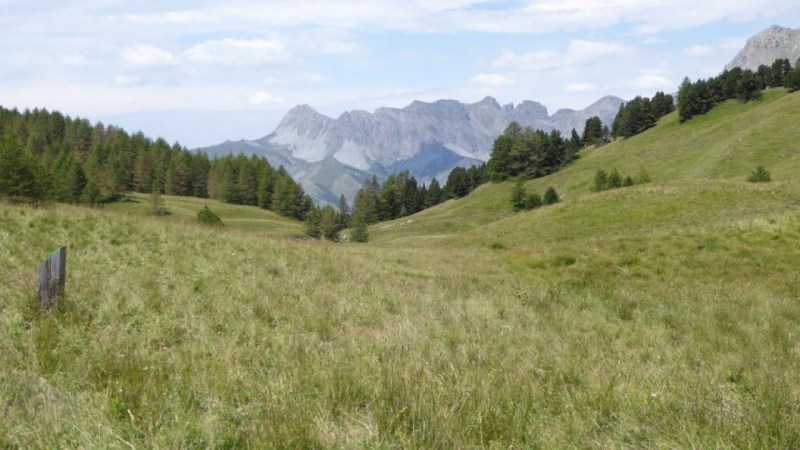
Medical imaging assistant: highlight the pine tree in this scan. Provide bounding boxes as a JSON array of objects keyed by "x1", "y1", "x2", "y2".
[
  {"x1": 594, "y1": 169, "x2": 608, "y2": 192},
  {"x1": 320, "y1": 205, "x2": 340, "y2": 241},
  {"x1": 0, "y1": 136, "x2": 48, "y2": 202},
  {"x1": 426, "y1": 178, "x2": 443, "y2": 206},
  {"x1": 736, "y1": 70, "x2": 762, "y2": 102},
  {"x1": 785, "y1": 63, "x2": 800, "y2": 91},
  {"x1": 304, "y1": 207, "x2": 321, "y2": 238},
  {"x1": 337, "y1": 194, "x2": 350, "y2": 229},
  {"x1": 747, "y1": 166, "x2": 771, "y2": 183},
  {"x1": 582, "y1": 116, "x2": 603, "y2": 146},
  {"x1": 543, "y1": 186, "x2": 559, "y2": 205},
  {"x1": 197, "y1": 205, "x2": 223, "y2": 226},
  {"x1": 350, "y1": 214, "x2": 369, "y2": 243}
]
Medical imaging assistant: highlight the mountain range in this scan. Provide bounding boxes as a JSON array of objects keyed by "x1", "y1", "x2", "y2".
[
  {"x1": 195, "y1": 95, "x2": 623, "y2": 204},
  {"x1": 194, "y1": 24, "x2": 800, "y2": 205}
]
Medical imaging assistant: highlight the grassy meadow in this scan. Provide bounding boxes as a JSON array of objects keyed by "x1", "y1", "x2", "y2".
[{"x1": 2, "y1": 91, "x2": 800, "y2": 448}]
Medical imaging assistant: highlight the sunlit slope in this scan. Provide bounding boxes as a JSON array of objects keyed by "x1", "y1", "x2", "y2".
[
  {"x1": 371, "y1": 89, "x2": 800, "y2": 244},
  {"x1": 106, "y1": 192, "x2": 303, "y2": 238},
  {"x1": 461, "y1": 180, "x2": 800, "y2": 249}
]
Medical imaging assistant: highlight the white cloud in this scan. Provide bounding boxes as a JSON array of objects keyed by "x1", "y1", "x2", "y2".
[
  {"x1": 185, "y1": 38, "x2": 291, "y2": 67},
  {"x1": 248, "y1": 91, "x2": 285, "y2": 105},
  {"x1": 106, "y1": 0, "x2": 800, "y2": 36},
  {"x1": 121, "y1": 44, "x2": 178, "y2": 68},
  {"x1": 470, "y1": 73, "x2": 512, "y2": 86},
  {"x1": 634, "y1": 74, "x2": 673, "y2": 88},
  {"x1": 565, "y1": 82, "x2": 597, "y2": 92},
  {"x1": 493, "y1": 40, "x2": 634, "y2": 72}
]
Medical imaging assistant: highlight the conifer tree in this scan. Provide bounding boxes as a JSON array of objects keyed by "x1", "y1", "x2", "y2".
[
  {"x1": 594, "y1": 169, "x2": 608, "y2": 192},
  {"x1": 197, "y1": 205, "x2": 223, "y2": 226},
  {"x1": 304, "y1": 207, "x2": 321, "y2": 238},
  {"x1": 148, "y1": 183, "x2": 167, "y2": 215},
  {"x1": 320, "y1": 205, "x2": 340, "y2": 241},
  {"x1": 543, "y1": 186, "x2": 559, "y2": 205},
  {"x1": 350, "y1": 214, "x2": 369, "y2": 243},
  {"x1": 337, "y1": 194, "x2": 350, "y2": 229},
  {"x1": 607, "y1": 168, "x2": 622, "y2": 188}
]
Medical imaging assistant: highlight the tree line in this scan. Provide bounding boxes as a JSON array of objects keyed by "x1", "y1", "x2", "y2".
[
  {"x1": 678, "y1": 58, "x2": 800, "y2": 122},
  {"x1": 484, "y1": 117, "x2": 606, "y2": 182},
  {"x1": 349, "y1": 166, "x2": 484, "y2": 225},
  {"x1": 611, "y1": 92, "x2": 674, "y2": 138},
  {"x1": 0, "y1": 106, "x2": 312, "y2": 220}
]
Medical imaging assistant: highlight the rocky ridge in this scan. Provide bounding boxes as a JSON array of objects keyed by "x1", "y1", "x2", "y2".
[
  {"x1": 196, "y1": 96, "x2": 623, "y2": 204},
  {"x1": 726, "y1": 25, "x2": 800, "y2": 71}
]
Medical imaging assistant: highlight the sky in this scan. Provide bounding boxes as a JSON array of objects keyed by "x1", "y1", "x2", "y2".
[{"x1": 2, "y1": 1, "x2": 799, "y2": 149}]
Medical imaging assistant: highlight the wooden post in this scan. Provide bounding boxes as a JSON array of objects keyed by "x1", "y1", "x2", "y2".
[{"x1": 37, "y1": 247, "x2": 66, "y2": 308}]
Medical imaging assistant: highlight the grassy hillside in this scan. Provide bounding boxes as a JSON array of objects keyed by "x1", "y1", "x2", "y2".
[
  {"x1": 371, "y1": 88, "x2": 800, "y2": 243},
  {"x1": 106, "y1": 192, "x2": 303, "y2": 238},
  {"x1": 2, "y1": 90, "x2": 800, "y2": 447}
]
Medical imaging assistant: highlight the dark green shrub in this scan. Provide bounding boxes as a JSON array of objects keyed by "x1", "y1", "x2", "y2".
[
  {"x1": 543, "y1": 187, "x2": 559, "y2": 205},
  {"x1": 525, "y1": 192, "x2": 543, "y2": 210},
  {"x1": 593, "y1": 169, "x2": 608, "y2": 192},
  {"x1": 608, "y1": 168, "x2": 622, "y2": 188},
  {"x1": 623, "y1": 175, "x2": 634, "y2": 187},
  {"x1": 747, "y1": 166, "x2": 771, "y2": 183},
  {"x1": 197, "y1": 205, "x2": 223, "y2": 226}
]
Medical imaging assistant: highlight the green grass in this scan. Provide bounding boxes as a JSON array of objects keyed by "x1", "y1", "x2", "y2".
[
  {"x1": 2, "y1": 90, "x2": 800, "y2": 447},
  {"x1": 371, "y1": 89, "x2": 800, "y2": 243},
  {"x1": 105, "y1": 192, "x2": 303, "y2": 238}
]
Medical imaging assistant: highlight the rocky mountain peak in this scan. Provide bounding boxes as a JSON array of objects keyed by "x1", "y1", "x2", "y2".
[
  {"x1": 277, "y1": 104, "x2": 331, "y2": 131},
  {"x1": 725, "y1": 25, "x2": 800, "y2": 71}
]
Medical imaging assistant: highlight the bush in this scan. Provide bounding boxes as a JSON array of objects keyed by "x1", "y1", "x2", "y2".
[
  {"x1": 197, "y1": 205, "x2": 223, "y2": 226},
  {"x1": 747, "y1": 166, "x2": 771, "y2": 183},
  {"x1": 607, "y1": 168, "x2": 622, "y2": 188},
  {"x1": 525, "y1": 192, "x2": 543, "y2": 210},
  {"x1": 623, "y1": 175, "x2": 634, "y2": 187},
  {"x1": 543, "y1": 187, "x2": 559, "y2": 205}
]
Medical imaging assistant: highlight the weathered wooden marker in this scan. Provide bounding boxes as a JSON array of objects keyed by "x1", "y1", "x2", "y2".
[{"x1": 37, "y1": 247, "x2": 66, "y2": 308}]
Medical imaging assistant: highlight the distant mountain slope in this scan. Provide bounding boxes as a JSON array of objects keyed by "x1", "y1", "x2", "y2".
[
  {"x1": 726, "y1": 25, "x2": 800, "y2": 71},
  {"x1": 195, "y1": 95, "x2": 623, "y2": 204}
]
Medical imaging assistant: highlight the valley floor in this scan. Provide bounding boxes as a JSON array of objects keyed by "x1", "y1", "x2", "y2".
[{"x1": 2, "y1": 178, "x2": 799, "y2": 447}]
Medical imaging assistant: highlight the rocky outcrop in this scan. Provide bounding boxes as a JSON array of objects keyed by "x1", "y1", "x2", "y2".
[{"x1": 725, "y1": 25, "x2": 800, "y2": 71}]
